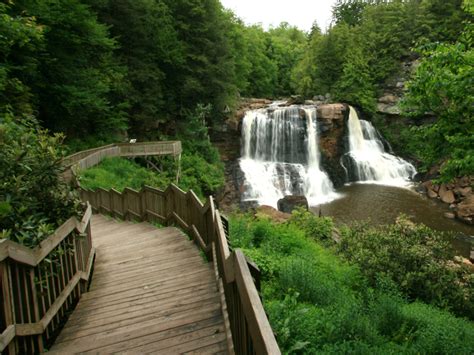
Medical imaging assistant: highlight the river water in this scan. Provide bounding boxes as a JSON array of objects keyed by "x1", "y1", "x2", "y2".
[{"x1": 312, "y1": 183, "x2": 474, "y2": 256}]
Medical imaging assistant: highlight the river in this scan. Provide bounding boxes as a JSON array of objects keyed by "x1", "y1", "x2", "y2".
[{"x1": 312, "y1": 183, "x2": 474, "y2": 256}]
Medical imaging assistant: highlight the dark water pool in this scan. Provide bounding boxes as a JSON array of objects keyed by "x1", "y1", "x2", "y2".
[{"x1": 311, "y1": 184, "x2": 474, "y2": 257}]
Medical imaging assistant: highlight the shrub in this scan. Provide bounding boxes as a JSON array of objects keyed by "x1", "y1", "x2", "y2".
[
  {"x1": 289, "y1": 207, "x2": 334, "y2": 243},
  {"x1": 338, "y1": 216, "x2": 474, "y2": 319},
  {"x1": 0, "y1": 116, "x2": 83, "y2": 247}
]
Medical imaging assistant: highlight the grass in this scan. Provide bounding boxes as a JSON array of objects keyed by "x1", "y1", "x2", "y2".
[{"x1": 78, "y1": 157, "x2": 171, "y2": 192}]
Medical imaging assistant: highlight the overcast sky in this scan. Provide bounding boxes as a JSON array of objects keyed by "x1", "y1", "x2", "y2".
[{"x1": 220, "y1": 0, "x2": 337, "y2": 32}]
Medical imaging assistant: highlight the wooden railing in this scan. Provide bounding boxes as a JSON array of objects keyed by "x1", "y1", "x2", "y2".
[
  {"x1": 80, "y1": 184, "x2": 281, "y2": 354},
  {"x1": 0, "y1": 204, "x2": 94, "y2": 354},
  {"x1": 61, "y1": 141, "x2": 182, "y2": 183}
]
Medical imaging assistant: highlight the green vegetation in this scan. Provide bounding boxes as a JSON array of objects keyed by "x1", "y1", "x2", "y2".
[
  {"x1": 401, "y1": 24, "x2": 474, "y2": 181},
  {"x1": 79, "y1": 104, "x2": 225, "y2": 198},
  {"x1": 230, "y1": 211, "x2": 474, "y2": 353},
  {"x1": 79, "y1": 157, "x2": 168, "y2": 192},
  {"x1": 338, "y1": 217, "x2": 474, "y2": 319},
  {"x1": 292, "y1": 0, "x2": 472, "y2": 180},
  {"x1": 0, "y1": 116, "x2": 83, "y2": 247},
  {"x1": 1, "y1": 0, "x2": 306, "y2": 146}
]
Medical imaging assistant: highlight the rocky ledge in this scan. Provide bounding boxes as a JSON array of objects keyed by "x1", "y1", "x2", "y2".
[{"x1": 421, "y1": 176, "x2": 474, "y2": 225}]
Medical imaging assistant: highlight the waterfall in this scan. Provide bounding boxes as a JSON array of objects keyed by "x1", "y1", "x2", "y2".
[
  {"x1": 344, "y1": 106, "x2": 416, "y2": 185},
  {"x1": 240, "y1": 105, "x2": 338, "y2": 208}
]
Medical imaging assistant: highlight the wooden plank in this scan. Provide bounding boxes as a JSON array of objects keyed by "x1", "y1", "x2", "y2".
[
  {"x1": 61, "y1": 293, "x2": 221, "y2": 333},
  {"x1": 80, "y1": 247, "x2": 95, "y2": 282},
  {"x1": 184, "y1": 340, "x2": 228, "y2": 354},
  {"x1": 15, "y1": 272, "x2": 81, "y2": 336},
  {"x1": 191, "y1": 225, "x2": 210, "y2": 253},
  {"x1": 0, "y1": 325, "x2": 15, "y2": 352},
  {"x1": 90, "y1": 257, "x2": 205, "y2": 286},
  {"x1": 134, "y1": 327, "x2": 226, "y2": 354},
  {"x1": 1, "y1": 262, "x2": 16, "y2": 354},
  {"x1": 0, "y1": 209, "x2": 91, "y2": 266},
  {"x1": 86, "y1": 268, "x2": 214, "y2": 296},
  {"x1": 91, "y1": 248, "x2": 200, "y2": 276},
  {"x1": 76, "y1": 280, "x2": 218, "y2": 310},
  {"x1": 53, "y1": 310, "x2": 221, "y2": 354},
  {"x1": 66, "y1": 286, "x2": 218, "y2": 325},
  {"x1": 234, "y1": 250, "x2": 280, "y2": 355},
  {"x1": 81, "y1": 316, "x2": 224, "y2": 354},
  {"x1": 53, "y1": 302, "x2": 223, "y2": 351}
]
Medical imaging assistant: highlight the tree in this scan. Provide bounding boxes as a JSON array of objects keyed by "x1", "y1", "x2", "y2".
[
  {"x1": 334, "y1": 46, "x2": 376, "y2": 112},
  {"x1": 11, "y1": 0, "x2": 128, "y2": 140},
  {"x1": 0, "y1": 2, "x2": 43, "y2": 118},
  {"x1": 91, "y1": 0, "x2": 184, "y2": 138}
]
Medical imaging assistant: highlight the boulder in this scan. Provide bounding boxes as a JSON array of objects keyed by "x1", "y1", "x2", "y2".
[
  {"x1": 427, "y1": 188, "x2": 438, "y2": 199},
  {"x1": 286, "y1": 95, "x2": 305, "y2": 105},
  {"x1": 256, "y1": 205, "x2": 291, "y2": 223},
  {"x1": 456, "y1": 195, "x2": 474, "y2": 224},
  {"x1": 454, "y1": 186, "x2": 472, "y2": 197},
  {"x1": 377, "y1": 103, "x2": 401, "y2": 115},
  {"x1": 378, "y1": 94, "x2": 399, "y2": 104},
  {"x1": 277, "y1": 195, "x2": 308, "y2": 214},
  {"x1": 444, "y1": 212, "x2": 456, "y2": 219},
  {"x1": 317, "y1": 104, "x2": 346, "y2": 121},
  {"x1": 439, "y1": 184, "x2": 456, "y2": 204},
  {"x1": 458, "y1": 176, "x2": 471, "y2": 188}
]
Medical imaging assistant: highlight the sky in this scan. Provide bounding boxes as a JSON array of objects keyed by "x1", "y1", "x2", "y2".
[{"x1": 220, "y1": 0, "x2": 337, "y2": 32}]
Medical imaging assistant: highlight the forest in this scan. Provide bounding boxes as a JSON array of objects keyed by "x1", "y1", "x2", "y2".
[{"x1": 1, "y1": 0, "x2": 473, "y2": 353}]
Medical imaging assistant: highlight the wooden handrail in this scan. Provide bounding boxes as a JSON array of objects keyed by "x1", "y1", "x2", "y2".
[
  {"x1": 79, "y1": 184, "x2": 280, "y2": 354},
  {"x1": 0, "y1": 204, "x2": 95, "y2": 353}
]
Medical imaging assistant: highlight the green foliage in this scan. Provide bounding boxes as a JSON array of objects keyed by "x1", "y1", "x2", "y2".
[
  {"x1": 338, "y1": 216, "x2": 474, "y2": 319},
  {"x1": 289, "y1": 208, "x2": 334, "y2": 244},
  {"x1": 0, "y1": 2, "x2": 43, "y2": 118},
  {"x1": 333, "y1": 46, "x2": 377, "y2": 112},
  {"x1": 91, "y1": 0, "x2": 183, "y2": 137},
  {"x1": 0, "y1": 116, "x2": 83, "y2": 247},
  {"x1": 402, "y1": 37, "x2": 474, "y2": 180},
  {"x1": 230, "y1": 214, "x2": 474, "y2": 353},
  {"x1": 176, "y1": 104, "x2": 225, "y2": 196},
  {"x1": 11, "y1": 0, "x2": 128, "y2": 139}
]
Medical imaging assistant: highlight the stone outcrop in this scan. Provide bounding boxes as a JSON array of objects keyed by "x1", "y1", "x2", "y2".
[
  {"x1": 457, "y1": 195, "x2": 474, "y2": 225},
  {"x1": 421, "y1": 176, "x2": 474, "y2": 225},
  {"x1": 377, "y1": 93, "x2": 401, "y2": 115},
  {"x1": 226, "y1": 98, "x2": 272, "y2": 131},
  {"x1": 277, "y1": 195, "x2": 308, "y2": 214},
  {"x1": 317, "y1": 104, "x2": 348, "y2": 188},
  {"x1": 256, "y1": 205, "x2": 291, "y2": 223}
]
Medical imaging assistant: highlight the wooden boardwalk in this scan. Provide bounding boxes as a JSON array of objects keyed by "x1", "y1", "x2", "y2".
[{"x1": 50, "y1": 215, "x2": 228, "y2": 354}]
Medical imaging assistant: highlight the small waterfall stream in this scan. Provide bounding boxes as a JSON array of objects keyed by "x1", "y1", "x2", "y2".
[
  {"x1": 344, "y1": 106, "x2": 416, "y2": 185},
  {"x1": 240, "y1": 105, "x2": 338, "y2": 207}
]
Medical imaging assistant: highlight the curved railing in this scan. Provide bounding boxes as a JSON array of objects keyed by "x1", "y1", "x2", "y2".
[
  {"x1": 0, "y1": 204, "x2": 94, "y2": 354},
  {"x1": 1, "y1": 141, "x2": 280, "y2": 354},
  {"x1": 80, "y1": 184, "x2": 281, "y2": 354},
  {"x1": 61, "y1": 141, "x2": 182, "y2": 183}
]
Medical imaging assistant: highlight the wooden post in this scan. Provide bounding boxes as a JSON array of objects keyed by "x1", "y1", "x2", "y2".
[
  {"x1": 175, "y1": 153, "x2": 181, "y2": 184},
  {"x1": 29, "y1": 269, "x2": 44, "y2": 352},
  {"x1": 1, "y1": 261, "x2": 17, "y2": 354}
]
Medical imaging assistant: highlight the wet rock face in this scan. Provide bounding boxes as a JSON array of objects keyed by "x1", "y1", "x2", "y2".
[
  {"x1": 277, "y1": 195, "x2": 309, "y2": 214},
  {"x1": 317, "y1": 104, "x2": 349, "y2": 188}
]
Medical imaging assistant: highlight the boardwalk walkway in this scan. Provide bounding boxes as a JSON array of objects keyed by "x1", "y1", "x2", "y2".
[{"x1": 50, "y1": 215, "x2": 228, "y2": 354}]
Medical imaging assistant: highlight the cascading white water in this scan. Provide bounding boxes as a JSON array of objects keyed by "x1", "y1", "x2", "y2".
[
  {"x1": 240, "y1": 105, "x2": 338, "y2": 207},
  {"x1": 345, "y1": 106, "x2": 416, "y2": 186}
]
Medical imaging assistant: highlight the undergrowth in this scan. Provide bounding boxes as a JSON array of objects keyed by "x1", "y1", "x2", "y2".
[{"x1": 229, "y1": 211, "x2": 474, "y2": 354}]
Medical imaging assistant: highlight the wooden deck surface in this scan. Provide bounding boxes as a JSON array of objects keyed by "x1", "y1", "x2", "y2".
[{"x1": 49, "y1": 215, "x2": 228, "y2": 354}]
